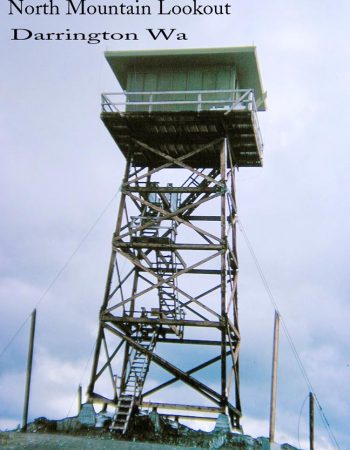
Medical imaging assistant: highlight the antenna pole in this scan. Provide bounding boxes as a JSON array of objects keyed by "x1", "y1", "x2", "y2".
[
  {"x1": 21, "y1": 309, "x2": 36, "y2": 432},
  {"x1": 309, "y1": 392, "x2": 315, "y2": 450},
  {"x1": 269, "y1": 311, "x2": 280, "y2": 443},
  {"x1": 78, "y1": 384, "x2": 82, "y2": 414}
]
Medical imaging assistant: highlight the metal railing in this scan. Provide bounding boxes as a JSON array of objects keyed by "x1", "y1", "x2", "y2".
[{"x1": 101, "y1": 89, "x2": 257, "y2": 113}]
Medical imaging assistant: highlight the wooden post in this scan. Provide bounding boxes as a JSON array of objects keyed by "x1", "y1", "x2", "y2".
[
  {"x1": 269, "y1": 311, "x2": 280, "y2": 443},
  {"x1": 220, "y1": 139, "x2": 227, "y2": 408},
  {"x1": 78, "y1": 384, "x2": 82, "y2": 414},
  {"x1": 309, "y1": 392, "x2": 315, "y2": 450},
  {"x1": 21, "y1": 309, "x2": 36, "y2": 432},
  {"x1": 87, "y1": 158, "x2": 131, "y2": 400}
]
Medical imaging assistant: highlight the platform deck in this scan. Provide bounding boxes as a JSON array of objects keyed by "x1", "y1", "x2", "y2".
[{"x1": 101, "y1": 110, "x2": 263, "y2": 168}]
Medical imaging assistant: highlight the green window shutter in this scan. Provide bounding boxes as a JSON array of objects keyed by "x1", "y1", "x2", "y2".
[
  {"x1": 216, "y1": 68, "x2": 233, "y2": 106},
  {"x1": 172, "y1": 71, "x2": 187, "y2": 111},
  {"x1": 156, "y1": 71, "x2": 172, "y2": 111},
  {"x1": 127, "y1": 72, "x2": 145, "y2": 111},
  {"x1": 143, "y1": 73, "x2": 157, "y2": 112},
  {"x1": 186, "y1": 70, "x2": 202, "y2": 110}
]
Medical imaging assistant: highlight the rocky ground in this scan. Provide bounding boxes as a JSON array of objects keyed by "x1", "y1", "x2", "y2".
[
  {"x1": 0, "y1": 432, "x2": 200, "y2": 449},
  {"x1": 0, "y1": 430, "x2": 300, "y2": 450},
  {"x1": 0, "y1": 414, "x2": 300, "y2": 450}
]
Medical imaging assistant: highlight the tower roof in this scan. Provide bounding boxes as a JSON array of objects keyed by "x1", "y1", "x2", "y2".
[{"x1": 105, "y1": 46, "x2": 267, "y2": 111}]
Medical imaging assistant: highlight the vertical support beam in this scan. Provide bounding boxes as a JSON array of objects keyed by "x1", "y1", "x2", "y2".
[
  {"x1": 220, "y1": 139, "x2": 227, "y2": 407},
  {"x1": 77, "y1": 384, "x2": 82, "y2": 414},
  {"x1": 309, "y1": 392, "x2": 315, "y2": 450},
  {"x1": 87, "y1": 158, "x2": 131, "y2": 398},
  {"x1": 228, "y1": 146, "x2": 241, "y2": 417},
  {"x1": 21, "y1": 309, "x2": 36, "y2": 432},
  {"x1": 269, "y1": 311, "x2": 280, "y2": 443}
]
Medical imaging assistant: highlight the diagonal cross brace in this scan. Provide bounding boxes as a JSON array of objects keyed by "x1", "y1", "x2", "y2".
[
  {"x1": 107, "y1": 248, "x2": 222, "y2": 319},
  {"x1": 133, "y1": 139, "x2": 225, "y2": 188},
  {"x1": 142, "y1": 351, "x2": 232, "y2": 398},
  {"x1": 125, "y1": 137, "x2": 224, "y2": 186},
  {"x1": 104, "y1": 323, "x2": 223, "y2": 407}
]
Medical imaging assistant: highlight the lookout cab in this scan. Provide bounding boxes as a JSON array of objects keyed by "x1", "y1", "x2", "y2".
[
  {"x1": 88, "y1": 47, "x2": 266, "y2": 434},
  {"x1": 101, "y1": 46, "x2": 265, "y2": 168}
]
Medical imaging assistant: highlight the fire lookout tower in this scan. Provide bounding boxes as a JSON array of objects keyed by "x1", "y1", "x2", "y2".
[{"x1": 87, "y1": 47, "x2": 266, "y2": 433}]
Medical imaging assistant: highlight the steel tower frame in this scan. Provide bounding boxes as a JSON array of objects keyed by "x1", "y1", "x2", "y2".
[{"x1": 87, "y1": 136, "x2": 242, "y2": 430}]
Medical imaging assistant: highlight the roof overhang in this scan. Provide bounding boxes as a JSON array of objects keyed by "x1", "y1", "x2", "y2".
[{"x1": 105, "y1": 46, "x2": 266, "y2": 111}]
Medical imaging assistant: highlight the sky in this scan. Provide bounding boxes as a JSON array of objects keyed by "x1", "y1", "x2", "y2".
[{"x1": 1, "y1": 1, "x2": 350, "y2": 449}]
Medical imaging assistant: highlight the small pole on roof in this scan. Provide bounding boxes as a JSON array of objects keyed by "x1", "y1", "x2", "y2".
[{"x1": 21, "y1": 309, "x2": 37, "y2": 432}]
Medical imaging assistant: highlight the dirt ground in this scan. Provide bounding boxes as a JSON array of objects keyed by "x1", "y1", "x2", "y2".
[{"x1": 0, "y1": 432, "x2": 201, "y2": 450}]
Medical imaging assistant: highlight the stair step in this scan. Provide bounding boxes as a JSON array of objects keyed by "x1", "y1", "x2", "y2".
[
  {"x1": 111, "y1": 332, "x2": 159, "y2": 434},
  {"x1": 114, "y1": 418, "x2": 127, "y2": 424}
]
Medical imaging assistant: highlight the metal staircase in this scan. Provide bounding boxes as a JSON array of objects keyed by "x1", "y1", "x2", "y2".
[
  {"x1": 111, "y1": 327, "x2": 157, "y2": 433},
  {"x1": 112, "y1": 182, "x2": 184, "y2": 433},
  {"x1": 156, "y1": 251, "x2": 184, "y2": 338}
]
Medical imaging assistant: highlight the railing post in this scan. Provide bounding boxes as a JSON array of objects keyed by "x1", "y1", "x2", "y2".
[
  {"x1": 149, "y1": 94, "x2": 153, "y2": 113},
  {"x1": 101, "y1": 94, "x2": 106, "y2": 112},
  {"x1": 198, "y1": 93, "x2": 202, "y2": 112},
  {"x1": 248, "y1": 90, "x2": 254, "y2": 111}
]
